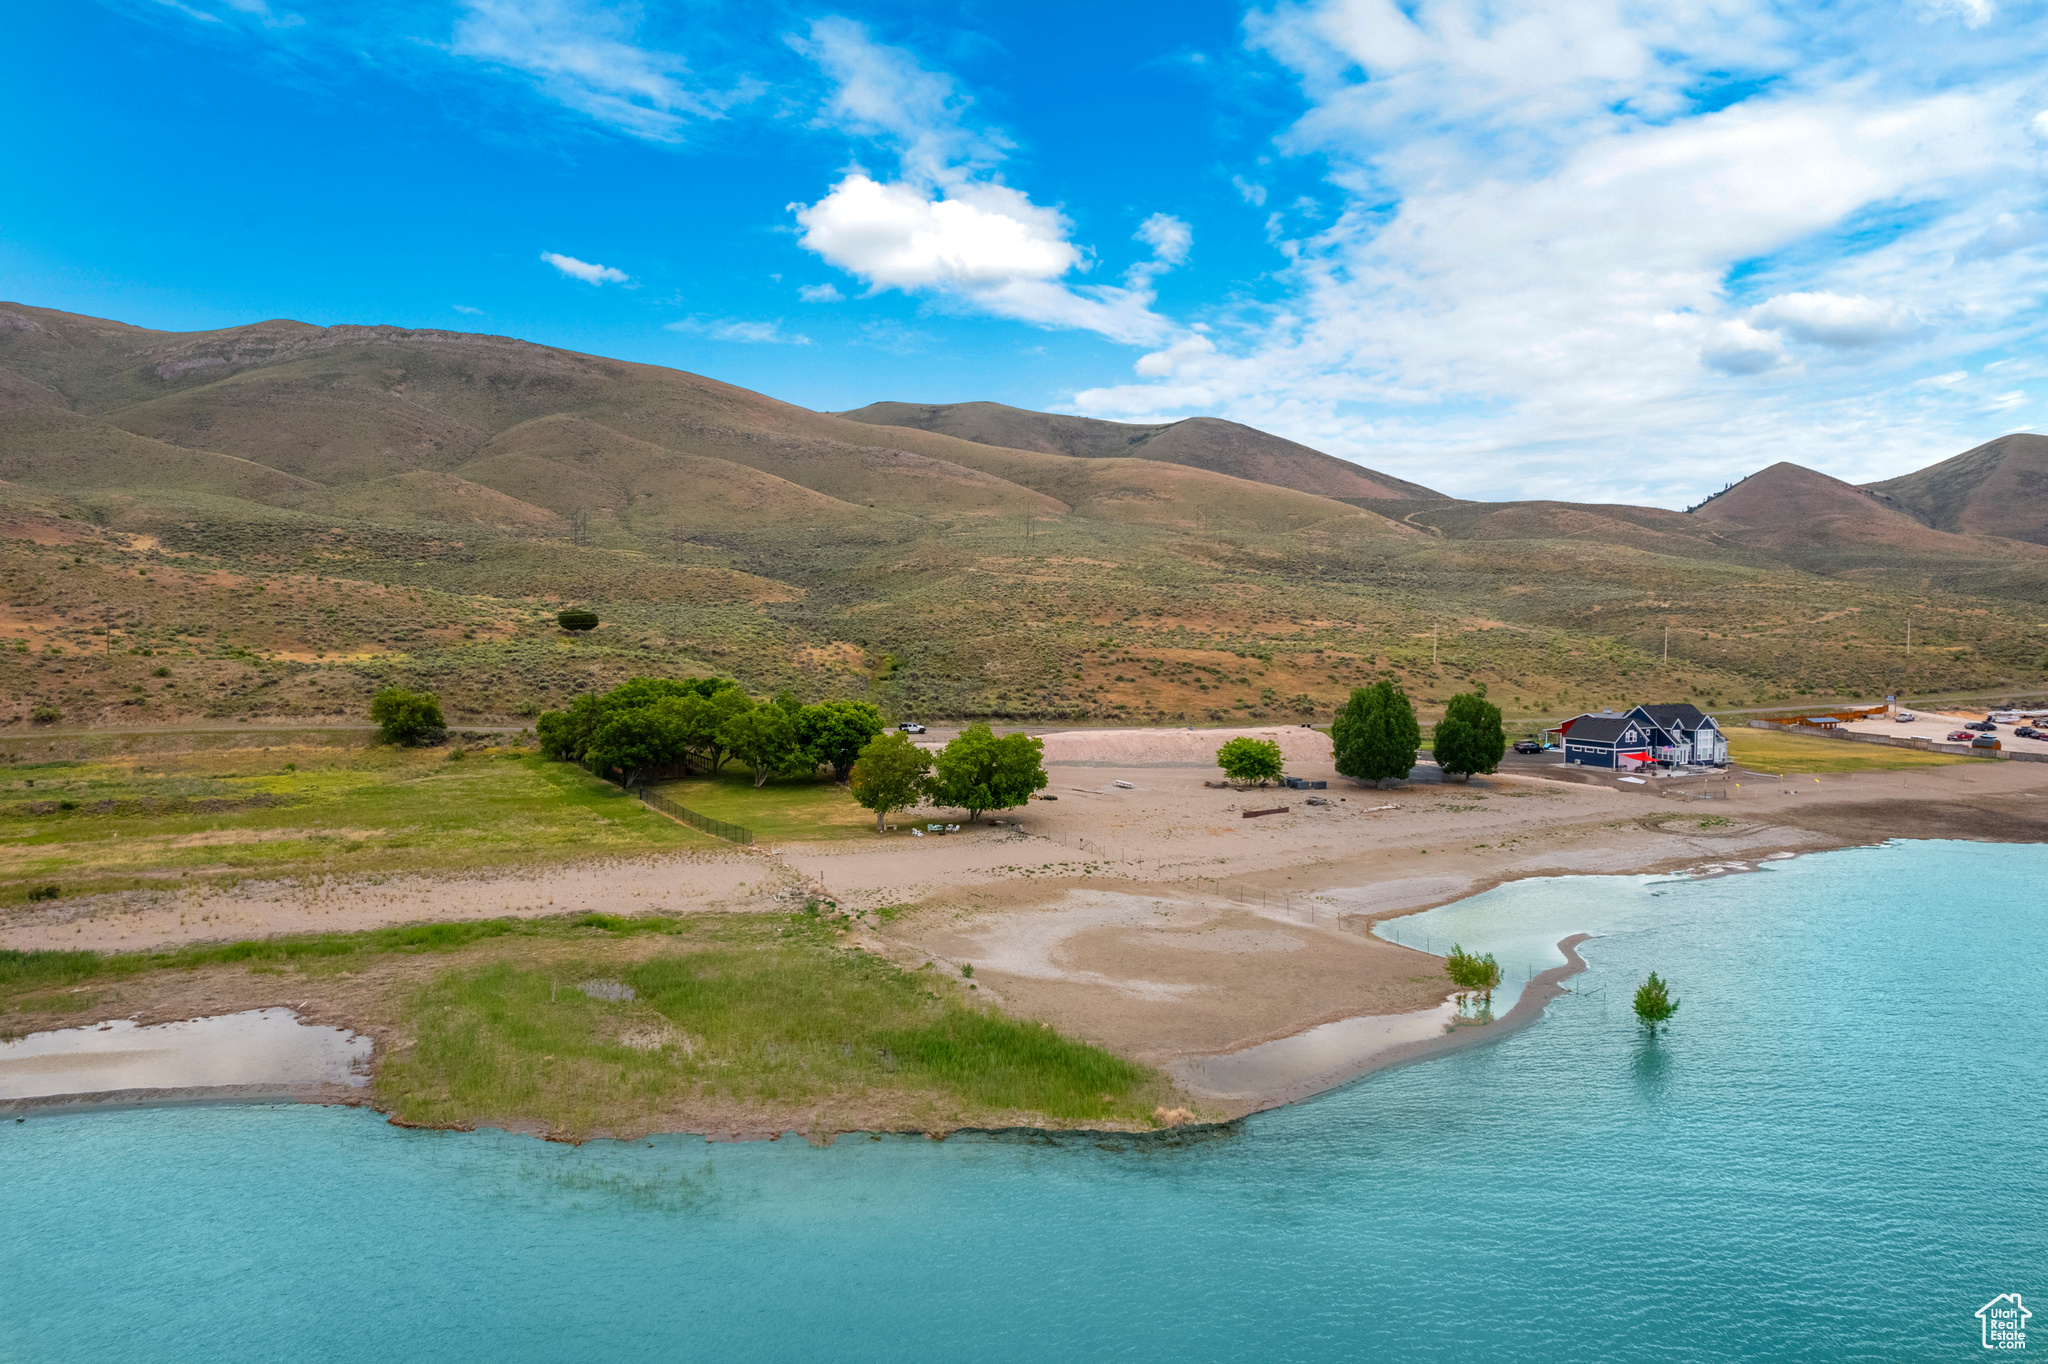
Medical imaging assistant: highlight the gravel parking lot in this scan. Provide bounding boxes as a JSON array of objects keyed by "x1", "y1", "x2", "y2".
[{"x1": 1840, "y1": 708, "x2": 2048, "y2": 754}]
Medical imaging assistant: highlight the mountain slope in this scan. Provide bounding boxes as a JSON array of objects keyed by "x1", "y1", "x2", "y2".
[
  {"x1": 1863, "y1": 434, "x2": 2048, "y2": 545},
  {"x1": 837, "y1": 400, "x2": 1441, "y2": 501}
]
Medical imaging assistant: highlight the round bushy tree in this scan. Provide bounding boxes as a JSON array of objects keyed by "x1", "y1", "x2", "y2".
[
  {"x1": 370, "y1": 687, "x2": 445, "y2": 746},
  {"x1": 720, "y1": 706, "x2": 808, "y2": 787},
  {"x1": 1331, "y1": 681, "x2": 1420, "y2": 786},
  {"x1": 1434, "y1": 688, "x2": 1507, "y2": 782},
  {"x1": 798, "y1": 700, "x2": 886, "y2": 782},
  {"x1": 848, "y1": 732, "x2": 933, "y2": 832},
  {"x1": 557, "y1": 609, "x2": 599, "y2": 632},
  {"x1": 925, "y1": 723, "x2": 1047, "y2": 821},
  {"x1": 1216, "y1": 736, "x2": 1284, "y2": 785}
]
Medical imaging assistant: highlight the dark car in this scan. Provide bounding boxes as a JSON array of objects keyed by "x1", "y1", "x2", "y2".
[
  {"x1": 1513, "y1": 739, "x2": 1544, "y2": 754},
  {"x1": 1966, "y1": 721, "x2": 1997, "y2": 732},
  {"x1": 2016, "y1": 726, "x2": 2041, "y2": 739},
  {"x1": 1972, "y1": 735, "x2": 2000, "y2": 749}
]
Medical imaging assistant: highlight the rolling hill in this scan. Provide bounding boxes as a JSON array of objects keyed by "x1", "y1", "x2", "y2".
[
  {"x1": 2, "y1": 300, "x2": 2046, "y2": 734},
  {"x1": 1863, "y1": 434, "x2": 2048, "y2": 545},
  {"x1": 837, "y1": 400, "x2": 1441, "y2": 501}
]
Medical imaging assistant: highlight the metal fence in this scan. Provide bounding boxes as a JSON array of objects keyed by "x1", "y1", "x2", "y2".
[{"x1": 635, "y1": 786, "x2": 754, "y2": 846}]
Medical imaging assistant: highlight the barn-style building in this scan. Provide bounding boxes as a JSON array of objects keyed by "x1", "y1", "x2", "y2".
[{"x1": 1557, "y1": 703, "x2": 1727, "y2": 770}]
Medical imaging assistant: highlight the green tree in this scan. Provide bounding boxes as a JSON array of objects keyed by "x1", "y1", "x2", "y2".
[
  {"x1": 535, "y1": 692, "x2": 609, "y2": 762},
  {"x1": 1434, "y1": 687, "x2": 1508, "y2": 782},
  {"x1": 585, "y1": 708, "x2": 689, "y2": 786},
  {"x1": 1216, "y1": 736, "x2": 1284, "y2": 785},
  {"x1": 797, "y1": 700, "x2": 886, "y2": 781},
  {"x1": 925, "y1": 723, "x2": 1048, "y2": 821},
  {"x1": 720, "y1": 706, "x2": 808, "y2": 787},
  {"x1": 848, "y1": 732, "x2": 933, "y2": 832},
  {"x1": 687, "y1": 687, "x2": 754, "y2": 772},
  {"x1": 557, "y1": 609, "x2": 599, "y2": 631},
  {"x1": 370, "y1": 687, "x2": 445, "y2": 746},
  {"x1": 1633, "y1": 972, "x2": 1680, "y2": 1034},
  {"x1": 1444, "y1": 943, "x2": 1503, "y2": 1001},
  {"x1": 1331, "y1": 681, "x2": 1421, "y2": 786}
]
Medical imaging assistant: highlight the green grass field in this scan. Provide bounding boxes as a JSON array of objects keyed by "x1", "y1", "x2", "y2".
[
  {"x1": 0, "y1": 745, "x2": 707, "y2": 899},
  {"x1": 1, "y1": 911, "x2": 1179, "y2": 1136},
  {"x1": 645, "y1": 769, "x2": 877, "y2": 842},
  {"x1": 1724, "y1": 728, "x2": 1983, "y2": 774}
]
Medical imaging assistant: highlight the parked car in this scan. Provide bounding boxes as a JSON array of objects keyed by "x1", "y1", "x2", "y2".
[
  {"x1": 1966, "y1": 721, "x2": 1997, "y2": 732},
  {"x1": 2017, "y1": 726, "x2": 2042, "y2": 739},
  {"x1": 1972, "y1": 735, "x2": 2000, "y2": 749},
  {"x1": 1893, "y1": 710, "x2": 1916, "y2": 722},
  {"x1": 1513, "y1": 739, "x2": 1544, "y2": 754},
  {"x1": 897, "y1": 722, "x2": 926, "y2": 734},
  {"x1": 1947, "y1": 730, "x2": 1974, "y2": 742}
]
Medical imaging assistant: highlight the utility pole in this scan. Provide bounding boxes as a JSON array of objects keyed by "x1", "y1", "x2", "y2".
[
  {"x1": 1433, "y1": 623, "x2": 1438, "y2": 667},
  {"x1": 1663, "y1": 625, "x2": 1669, "y2": 664}
]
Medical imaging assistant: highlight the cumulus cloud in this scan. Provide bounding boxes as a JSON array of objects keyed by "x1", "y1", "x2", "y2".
[
  {"x1": 786, "y1": 19, "x2": 1178, "y2": 345},
  {"x1": 1749, "y1": 292, "x2": 1918, "y2": 348},
  {"x1": 541, "y1": 252, "x2": 629, "y2": 285},
  {"x1": 795, "y1": 175, "x2": 1080, "y2": 289},
  {"x1": 798, "y1": 283, "x2": 844, "y2": 302},
  {"x1": 665, "y1": 317, "x2": 812, "y2": 345},
  {"x1": 451, "y1": 304, "x2": 484, "y2": 315},
  {"x1": 452, "y1": 0, "x2": 752, "y2": 142},
  {"x1": 1070, "y1": 0, "x2": 2048, "y2": 504}
]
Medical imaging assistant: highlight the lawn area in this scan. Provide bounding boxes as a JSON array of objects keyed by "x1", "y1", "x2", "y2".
[
  {"x1": 645, "y1": 769, "x2": 878, "y2": 843},
  {"x1": 1725, "y1": 728, "x2": 1983, "y2": 774},
  {"x1": 0, "y1": 744, "x2": 707, "y2": 900},
  {"x1": 0, "y1": 911, "x2": 1181, "y2": 1136}
]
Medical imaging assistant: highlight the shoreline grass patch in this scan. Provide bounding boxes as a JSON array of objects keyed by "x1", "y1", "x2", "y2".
[{"x1": 376, "y1": 913, "x2": 1171, "y2": 1135}]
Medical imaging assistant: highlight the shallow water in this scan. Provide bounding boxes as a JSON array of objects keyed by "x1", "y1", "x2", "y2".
[
  {"x1": 5, "y1": 840, "x2": 2043, "y2": 1361},
  {"x1": 0, "y1": 1008, "x2": 371, "y2": 1099}
]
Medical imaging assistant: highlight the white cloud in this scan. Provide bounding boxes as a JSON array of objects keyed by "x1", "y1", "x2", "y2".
[
  {"x1": 541, "y1": 252, "x2": 629, "y2": 285},
  {"x1": 795, "y1": 174, "x2": 1080, "y2": 289},
  {"x1": 1749, "y1": 291, "x2": 1918, "y2": 348},
  {"x1": 451, "y1": 0, "x2": 750, "y2": 143},
  {"x1": 1700, "y1": 322, "x2": 1787, "y2": 375},
  {"x1": 665, "y1": 317, "x2": 811, "y2": 345},
  {"x1": 1070, "y1": 0, "x2": 2048, "y2": 504},
  {"x1": 786, "y1": 19, "x2": 1177, "y2": 345},
  {"x1": 451, "y1": 304, "x2": 485, "y2": 315},
  {"x1": 798, "y1": 283, "x2": 844, "y2": 303},
  {"x1": 1233, "y1": 175, "x2": 1269, "y2": 206}
]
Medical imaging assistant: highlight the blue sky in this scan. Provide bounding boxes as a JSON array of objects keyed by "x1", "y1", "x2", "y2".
[{"x1": 7, "y1": 0, "x2": 2048, "y2": 505}]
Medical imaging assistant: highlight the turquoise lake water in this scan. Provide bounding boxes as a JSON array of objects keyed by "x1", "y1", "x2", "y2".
[{"x1": 5, "y1": 840, "x2": 2043, "y2": 1361}]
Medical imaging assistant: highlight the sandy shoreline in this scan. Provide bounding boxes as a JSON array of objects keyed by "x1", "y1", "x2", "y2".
[{"x1": 8, "y1": 733, "x2": 2048, "y2": 1137}]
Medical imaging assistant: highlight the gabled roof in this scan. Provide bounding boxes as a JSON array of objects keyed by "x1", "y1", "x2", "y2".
[
  {"x1": 1636, "y1": 702, "x2": 1709, "y2": 728},
  {"x1": 1567, "y1": 717, "x2": 1637, "y2": 743}
]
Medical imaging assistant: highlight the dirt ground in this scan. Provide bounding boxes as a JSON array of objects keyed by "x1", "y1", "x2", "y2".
[{"x1": 12, "y1": 726, "x2": 2048, "y2": 1117}]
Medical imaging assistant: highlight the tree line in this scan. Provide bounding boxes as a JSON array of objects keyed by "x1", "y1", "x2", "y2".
[
  {"x1": 529, "y1": 678, "x2": 1052, "y2": 830},
  {"x1": 536, "y1": 677, "x2": 890, "y2": 788}
]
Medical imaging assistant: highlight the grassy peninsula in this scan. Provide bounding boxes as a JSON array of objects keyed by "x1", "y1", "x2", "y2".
[{"x1": 1, "y1": 909, "x2": 1184, "y2": 1139}]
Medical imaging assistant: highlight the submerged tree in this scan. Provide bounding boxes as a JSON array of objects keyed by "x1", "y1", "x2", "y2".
[
  {"x1": 1633, "y1": 972, "x2": 1680, "y2": 1034},
  {"x1": 1444, "y1": 942, "x2": 1503, "y2": 1006}
]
